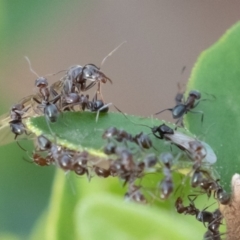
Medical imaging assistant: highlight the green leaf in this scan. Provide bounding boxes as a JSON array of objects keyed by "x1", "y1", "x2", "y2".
[
  {"x1": 76, "y1": 194, "x2": 203, "y2": 240},
  {"x1": 30, "y1": 169, "x2": 204, "y2": 240},
  {"x1": 185, "y1": 22, "x2": 240, "y2": 192},
  {"x1": 26, "y1": 111, "x2": 194, "y2": 161}
]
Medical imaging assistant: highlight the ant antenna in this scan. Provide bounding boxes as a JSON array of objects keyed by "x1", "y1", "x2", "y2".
[
  {"x1": 24, "y1": 56, "x2": 40, "y2": 78},
  {"x1": 114, "y1": 105, "x2": 152, "y2": 131},
  {"x1": 45, "y1": 69, "x2": 67, "y2": 77},
  {"x1": 181, "y1": 66, "x2": 186, "y2": 74},
  {"x1": 100, "y1": 41, "x2": 127, "y2": 69}
]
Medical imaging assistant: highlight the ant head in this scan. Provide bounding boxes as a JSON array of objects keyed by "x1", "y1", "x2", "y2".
[
  {"x1": 159, "y1": 124, "x2": 174, "y2": 135},
  {"x1": 82, "y1": 64, "x2": 112, "y2": 84},
  {"x1": 82, "y1": 64, "x2": 99, "y2": 79},
  {"x1": 35, "y1": 77, "x2": 48, "y2": 88},
  {"x1": 189, "y1": 90, "x2": 201, "y2": 100}
]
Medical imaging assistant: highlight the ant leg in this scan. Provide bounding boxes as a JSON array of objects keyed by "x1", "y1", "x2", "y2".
[
  {"x1": 84, "y1": 81, "x2": 97, "y2": 91},
  {"x1": 97, "y1": 82, "x2": 105, "y2": 103},
  {"x1": 155, "y1": 108, "x2": 173, "y2": 116},
  {"x1": 16, "y1": 140, "x2": 27, "y2": 151},
  {"x1": 189, "y1": 110, "x2": 204, "y2": 124},
  {"x1": 95, "y1": 103, "x2": 112, "y2": 122}
]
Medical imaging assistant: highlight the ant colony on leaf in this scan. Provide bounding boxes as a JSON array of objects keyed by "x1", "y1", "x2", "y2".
[{"x1": 0, "y1": 46, "x2": 230, "y2": 240}]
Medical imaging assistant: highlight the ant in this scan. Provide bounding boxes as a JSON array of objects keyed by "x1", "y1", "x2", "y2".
[
  {"x1": 143, "y1": 153, "x2": 158, "y2": 169},
  {"x1": 25, "y1": 57, "x2": 61, "y2": 123},
  {"x1": 9, "y1": 103, "x2": 29, "y2": 140},
  {"x1": 19, "y1": 135, "x2": 54, "y2": 167},
  {"x1": 191, "y1": 165, "x2": 230, "y2": 205},
  {"x1": 114, "y1": 106, "x2": 216, "y2": 166},
  {"x1": 58, "y1": 42, "x2": 126, "y2": 105},
  {"x1": 103, "y1": 146, "x2": 145, "y2": 185},
  {"x1": 115, "y1": 106, "x2": 216, "y2": 166},
  {"x1": 124, "y1": 183, "x2": 147, "y2": 204},
  {"x1": 152, "y1": 123, "x2": 217, "y2": 165},
  {"x1": 155, "y1": 88, "x2": 204, "y2": 126},
  {"x1": 24, "y1": 152, "x2": 53, "y2": 167},
  {"x1": 102, "y1": 126, "x2": 152, "y2": 149},
  {"x1": 71, "y1": 151, "x2": 90, "y2": 179},
  {"x1": 175, "y1": 195, "x2": 223, "y2": 234},
  {"x1": 61, "y1": 91, "x2": 111, "y2": 122},
  {"x1": 159, "y1": 152, "x2": 174, "y2": 199}
]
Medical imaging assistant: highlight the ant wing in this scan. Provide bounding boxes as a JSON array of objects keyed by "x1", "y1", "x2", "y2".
[
  {"x1": 50, "y1": 80, "x2": 63, "y2": 94},
  {"x1": 200, "y1": 141, "x2": 217, "y2": 164},
  {"x1": 0, "y1": 95, "x2": 37, "y2": 146},
  {"x1": 0, "y1": 124, "x2": 15, "y2": 146},
  {"x1": 0, "y1": 113, "x2": 16, "y2": 146},
  {"x1": 164, "y1": 131, "x2": 195, "y2": 152}
]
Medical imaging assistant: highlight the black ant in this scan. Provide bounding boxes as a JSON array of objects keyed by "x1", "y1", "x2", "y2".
[
  {"x1": 152, "y1": 124, "x2": 211, "y2": 164},
  {"x1": 25, "y1": 57, "x2": 61, "y2": 123},
  {"x1": 61, "y1": 91, "x2": 111, "y2": 122},
  {"x1": 58, "y1": 42, "x2": 126, "y2": 106},
  {"x1": 155, "y1": 89, "x2": 204, "y2": 126},
  {"x1": 8, "y1": 102, "x2": 31, "y2": 140},
  {"x1": 175, "y1": 195, "x2": 223, "y2": 233}
]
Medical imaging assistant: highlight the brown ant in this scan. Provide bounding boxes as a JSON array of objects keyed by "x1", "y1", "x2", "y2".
[
  {"x1": 93, "y1": 166, "x2": 111, "y2": 178},
  {"x1": 24, "y1": 153, "x2": 53, "y2": 167},
  {"x1": 20, "y1": 135, "x2": 54, "y2": 167},
  {"x1": 102, "y1": 126, "x2": 152, "y2": 150},
  {"x1": 191, "y1": 165, "x2": 230, "y2": 205},
  {"x1": 124, "y1": 183, "x2": 147, "y2": 204},
  {"x1": 104, "y1": 146, "x2": 145, "y2": 185}
]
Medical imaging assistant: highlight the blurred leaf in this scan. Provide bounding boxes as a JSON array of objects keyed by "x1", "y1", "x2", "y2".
[
  {"x1": 76, "y1": 194, "x2": 203, "y2": 240},
  {"x1": 185, "y1": 21, "x2": 240, "y2": 192},
  {"x1": 31, "y1": 170, "x2": 204, "y2": 240}
]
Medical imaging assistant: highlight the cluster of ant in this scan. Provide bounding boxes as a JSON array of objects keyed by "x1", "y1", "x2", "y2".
[{"x1": 1, "y1": 48, "x2": 230, "y2": 239}]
